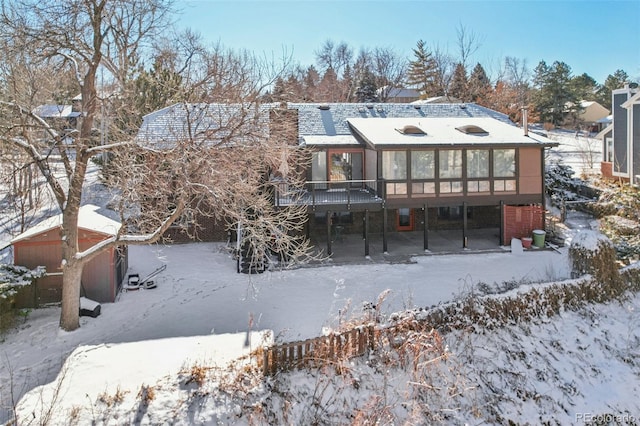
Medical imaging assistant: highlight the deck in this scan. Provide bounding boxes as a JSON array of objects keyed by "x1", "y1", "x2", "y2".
[{"x1": 274, "y1": 180, "x2": 384, "y2": 211}]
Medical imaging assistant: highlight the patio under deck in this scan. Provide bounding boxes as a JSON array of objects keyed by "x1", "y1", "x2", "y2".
[{"x1": 310, "y1": 228, "x2": 506, "y2": 265}]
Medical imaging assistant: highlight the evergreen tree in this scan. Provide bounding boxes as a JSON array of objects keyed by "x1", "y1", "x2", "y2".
[
  {"x1": 449, "y1": 62, "x2": 469, "y2": 101},
  {"x1": 406, "y1": 39, "x2": 438, "y2": 97},
  {"x1": 271, "y1": 77, "x2": 287, "y2": 102},
  {"x1": 468, "y1": 62, "x2": 492, "y2": 103},
  {"x1": 316, "y1": 67, "x2": 340, "y2": 102},
  {"x1": 569, "y1": 73, "x2": 598, "y2": 102},
  {"x1": 355, "y1": 67, "x2": 378, "y2": 103},
  {"x1": 532, "y1": 60, "x2": 579, "y2": 126},
  {"x1": 342, "y1": 64, "x2": 355, "y2": 101},
  {"x1": 596, "y1": 69, "x2": 631, "y2": 110},
  {"x1": 302, "y1": 66, "x2": 320, "y2": 101}
]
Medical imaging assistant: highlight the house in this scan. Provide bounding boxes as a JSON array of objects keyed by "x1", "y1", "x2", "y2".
[
  {"x1": 572, "y1": 101, "x2": 610, "y2": 133},
  {"x1": 33, "y1": 104, "x2": 82, "y2": 131},
  {"x1": 137, "y1": 102, "x2": 557, "y2": 258},
  {"x1": 134, "y1": 103, "x2": 277, "y2": 243},
  {"x1": 377, "y1": 87, "x2": 420, "y2": 103},
  {"x1": 277, "y1": 102, "x2": 557, "y2": 255},
  {"x1": 10, "y1": 205, "x2": 127, "y2": 304},
  {"x1": 599, "y1": 85, "x2": 639, "y2": 182}
]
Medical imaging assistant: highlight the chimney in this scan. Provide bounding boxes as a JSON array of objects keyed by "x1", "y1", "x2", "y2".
[{"x1": 522, "y1": 106, "x2": 529, "y2": 136}]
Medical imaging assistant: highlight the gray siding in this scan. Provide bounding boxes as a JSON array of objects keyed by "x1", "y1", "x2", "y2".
[
  {"x1": 634, "y1": 104, "x2": 640, "y2": 182},
  {"x1": 613, "y1": 93, "x2": 629, "y2": 174}
]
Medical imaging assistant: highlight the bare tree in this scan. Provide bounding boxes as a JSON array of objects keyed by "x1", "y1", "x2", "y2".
[
  {"x1": 455, "y1": 23, "x2": 482, "y2": 69},
  {"x1": 503, "y1": 56, "x2": 531, "y2": 106},
  {"x1": 0, "y1": 0, "x2": 177, "y2": 331},
  {"x1": 314, "y1": 39, "x2": 353, "y2": 79},
  {"x1": 0, "y1": 0, "x2": 308, "y2": 331},
  {"x1": 370, "y1": 47, "x2": 407, "y2": 102}
]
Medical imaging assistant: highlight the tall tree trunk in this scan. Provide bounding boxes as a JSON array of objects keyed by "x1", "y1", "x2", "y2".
[{"x1": 60, "y1": 206, "x2": 82, "y2": 331}]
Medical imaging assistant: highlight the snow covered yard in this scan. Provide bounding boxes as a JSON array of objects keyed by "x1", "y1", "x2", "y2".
[
  {"x1": 3, "y1": 127, "x2": 632, "y2": 425},
  {"x1": 4, "y1": 242, "x2": 639, "y2": 425},
  {"x1": 2, "y1": 241, "x2": 571, "y2": 424}
]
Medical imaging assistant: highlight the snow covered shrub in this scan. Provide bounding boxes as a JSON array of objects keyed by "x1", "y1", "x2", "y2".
[
  {"x1": 0, "y1": 264, "x2": 45, "y2": 333},
  {"x1": 569, "y1": 230, "x2": 621, "y2": 288},
  {"x1": 545, "y1": 162, "x2": 582, "y2": 208}
]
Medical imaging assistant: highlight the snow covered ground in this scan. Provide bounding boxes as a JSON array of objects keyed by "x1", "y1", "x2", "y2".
[
  {"x1": 4, "y1": 128, "x2": 636, "y2": 425},
  {"x1": 2, "y1": 241, "x2": 574, "y2": 423}
]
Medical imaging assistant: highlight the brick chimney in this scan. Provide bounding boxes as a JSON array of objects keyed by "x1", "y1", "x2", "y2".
[{"x1": 522, "y1": 106, "x2": 529, "y2": 137}]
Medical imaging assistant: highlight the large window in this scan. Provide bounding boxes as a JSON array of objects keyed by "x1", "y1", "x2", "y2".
[
  {"x1": 411, "y1": 150, "x2": 435, "y2": 179},
  {"x1": 438, "y1": 150, "x2": 462, "y2": 179},
  {"x1": 382, "y1": 150, "x2": 407, "y2": 180},
  {"x1": 467, "y1": 149, "x2": 489, "y2": 178},
  {"x1": 467, "y1": 149, "x2": 490, "y2": 194},
  {"x1": 493, "y1": 149, "x2": 516, "y2": 177}
]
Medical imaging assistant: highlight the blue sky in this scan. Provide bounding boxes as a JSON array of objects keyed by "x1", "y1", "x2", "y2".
[{"x1": 177, "y1": 0, "x2": 640, "y2": 85}]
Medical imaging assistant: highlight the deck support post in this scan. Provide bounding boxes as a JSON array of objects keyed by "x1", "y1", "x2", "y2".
[
  {"x1": 423, "y1": 203, "x2": 429, "y2": 250},
  {"x1": 462, "y1": 202, "x2": 468, "y2": 249},
  {"x1": 327, "y1": 210, "x2": 332, "y2": 256},
  {"x1": 364, "y1": 209, "x2": 370, "y2": 256},
  {"x1": 499, "y1": 200, "x2": 505, "y2": 246},
  {"x1": 382, "y1": 206, "x2": 388, "y2": 253}
]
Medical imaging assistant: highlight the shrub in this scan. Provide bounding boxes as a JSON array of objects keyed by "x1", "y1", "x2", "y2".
[{"x1": 0, "y1": 264, "x2": 45, "y2": 334}]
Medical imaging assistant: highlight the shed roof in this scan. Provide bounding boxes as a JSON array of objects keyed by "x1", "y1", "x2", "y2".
[
  {"x1": 346, "y1": 117, "x2": 557, "y2": 147},
  {"x1": 11, "y1": 205, "x2": 121, "y2": 244}
]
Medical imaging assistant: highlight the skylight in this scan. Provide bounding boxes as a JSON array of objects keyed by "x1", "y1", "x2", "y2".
[
  {"x1": 456, "y1": 125, "x2": 488, "y2": 135},
  {"x1": 396, "y1": 125, "x2": 426, "y2": 135}
]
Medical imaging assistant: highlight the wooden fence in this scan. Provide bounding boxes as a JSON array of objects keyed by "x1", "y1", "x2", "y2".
[{"x1": 262, "y1": 324, "x2": 375, "y2": 376}]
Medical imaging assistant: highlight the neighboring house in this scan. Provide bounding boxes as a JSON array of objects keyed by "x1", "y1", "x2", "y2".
[
  {"x1": 280, "y1": 102, "x2": 557, "y2": 255},
  {"x1": 599, "y1": 85, "x2": 640, "y2": 183},
  {"x1": 378, "y1": 87, "x2": 420, "y2": 103},
  {"x1": 33, "y1": 104, "x2": 82, "y2": 131},
  {"x1": 10, "y1": 205, "x2": 127, "y2": 304},
  {"x1": 572, "y1": 101, "x2": 610, "y2": 132}
]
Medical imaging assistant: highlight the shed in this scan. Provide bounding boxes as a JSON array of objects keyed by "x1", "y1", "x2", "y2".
[{"x1": 10, "y1": 205, "x2": 127, "y2": 304}]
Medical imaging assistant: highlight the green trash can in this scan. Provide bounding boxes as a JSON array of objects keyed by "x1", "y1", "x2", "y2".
[{"x1": 532, "y1": 229, "x2": 546, "y2": 248}]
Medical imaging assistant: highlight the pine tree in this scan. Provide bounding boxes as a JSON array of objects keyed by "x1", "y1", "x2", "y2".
[
  {"x1": 406, "y1": 40, "x2": 438, "y2": 98},
  {"x1": 449, "y1": 63, "x2": 469, "y2": 101},
  {"x1": 596, "y1": 69, "x2": 631, "y2": 110},
  {"x1": 302, "y1": 66, "x2": 320, "y2": 102},
  {"x1": 569, "y1": 73, "x2": 598, "y2": 102},
  {"x1": 316, "y1": 67, "x2": 340, "y2": 102},
  {"x1": 468, "y1": 63, "x2": 492, "y2": 103},
  {"x1": 532, "y1": 60, "x2": 579, "y2": 126},
  {"x1": 355, "y1": 67, "x2": 378, "y2": 103}
]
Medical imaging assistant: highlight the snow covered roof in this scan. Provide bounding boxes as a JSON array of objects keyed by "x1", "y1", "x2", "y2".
[
  {"x1": 346, "y1": 117, "x2": 557, "y2": 147},
  {"x1": 289, "y1": 102, "x2": 514, "y2": 147},
  {"x1": 411, "y1": 96, "x2": 462, "y2": 104},
  {"x1": 135, "y1": 103, "x2": 276, "y2": 150},
  {"x1": 300, "y1": 135, "x2": 361, "y2": 147},
  {"x1": 33, "y1": 105, "x2": 81, "y2": 119},
  {"x1": 11, "y1": 205, "x2": 121, "y2": 244}
]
